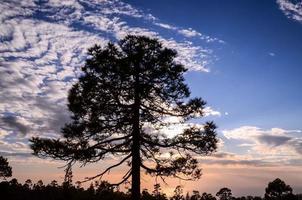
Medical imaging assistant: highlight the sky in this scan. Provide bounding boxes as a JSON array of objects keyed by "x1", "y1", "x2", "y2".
[{"x1": 0, "y1": 0, "x2": 302, "y2": 197}]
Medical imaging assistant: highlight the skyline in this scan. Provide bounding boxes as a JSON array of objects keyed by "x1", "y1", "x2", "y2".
[{"x1": 0, "y1": 0, "x2": 302, "y2": 197}]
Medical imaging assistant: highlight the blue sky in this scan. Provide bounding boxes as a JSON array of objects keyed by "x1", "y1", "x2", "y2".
[
  {"x1": 128, "y1": 0, "x2": 302, "y2": 129},
  {"x1": 0, "y1": 0, "x2": 302, "y2": 197}
]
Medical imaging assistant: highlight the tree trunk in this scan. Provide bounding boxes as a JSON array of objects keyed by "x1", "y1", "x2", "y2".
[
  {"x1": 132, "y1": 63, "x2": 141, "y2": 199},
  {"x1": 131, "y1": 123, "x2": 140, "y2": 199}
]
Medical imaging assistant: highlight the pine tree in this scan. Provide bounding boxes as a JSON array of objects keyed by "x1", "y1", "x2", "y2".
[{"x1": 30, "y1": 35, "x2": 218, "y2": 199}]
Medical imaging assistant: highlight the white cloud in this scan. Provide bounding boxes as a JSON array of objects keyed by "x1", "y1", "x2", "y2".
[
  {"x1": 277, "y1": 0, "x2": 302, "y2": 22},
  {"x1": 144, "y1": 106, "x2": 220, "y2": 138},
  {"x1": 154, "y1": 22, "x2": 177, "y2": 30},
  {"x1": 178, "y1": 28, "x2": 202, "y2": 37},
  {"x1": 204, "y1": 106, "x2": 221, "y2": 117},
  {"x1": 269, "y1": 52, "x2": 275, "y2": 56},
  {"x1": 159, "y1": 39, "x2": 212, "y2": 72},
  {"x1": 222, "y1": 126, "x2": 302, "y2": 160},
  {"x1": 141, "y1": 105, "x2": 221, "y2": 139}
]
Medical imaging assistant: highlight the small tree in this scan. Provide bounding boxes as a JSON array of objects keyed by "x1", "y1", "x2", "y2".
[
  {"x1": 265, "y1": 178, "x2": 294, "y2": 200},
  {"x1": 216, "y1": 188, "x2": 232, "y2": 200},
  {"x1": 0, "y1": 156, "x2": 12, "y2": 180},
  {"x1": 191, "y1": 190, "x2": 201, "y2": 200},
  {"x1": 201, "y1": 192, "x2": 217, "y2": 200},
  {"x1": 49, "y1": 180, "x2": 58, "y2": 187},
  {"x1": 30, "y1": 35, "x2": 218, "y2": 199},
  {"x1": 171, "y1": 185, "x2": 185, "y2": 200},
  {"x1": 152, "y1": 184, "x2": 167, "y2": 200},
  {"x1": 33, "y1": 180, "x2": 44, "y2": 190},
  {"x1": 23, "y1": 179, "x2": 33, "y2": 189}
]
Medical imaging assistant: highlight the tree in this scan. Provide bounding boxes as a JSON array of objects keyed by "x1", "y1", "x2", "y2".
[
  {"x1": 30, "y1": 35, "x2": 218, "y2": 199},
  {"x1": 0, "y1": 156, "x2": 12, "y2": 179},
  {"x1": 33, "y1": 180, "x2": 44, "y2": 190},
  {"x1": 171, "y1": 185, "x2": 185, "y2": 200},
  {"x1": 23, "y1": 179, "x2": 33, "y2": 189},
  {"x1": 49, "y1": 180, "x2": 58, "y2": 187},
  {"x1": 191, "y1": 190, "x2": 201, "y2": 200},
  {"x1": 216, "y1": 188, "x2": 232, "y2": 200},
  {"x1": 201, "y1": 192, "x2": 217, "y2": 200},
  {"x1": 152, "y1": 184, "x2": 167, "y2": 200},
  {"x1": 265, "y1": 178, "x2": 295, "y2": 200}
]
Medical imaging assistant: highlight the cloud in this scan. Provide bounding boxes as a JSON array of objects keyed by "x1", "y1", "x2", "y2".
[
  {"x1": 204, "y1": 106, "x2": 221, "y2": 117},
  {"x1": 149, "y1": 106, "x2": 221, "y2": 138},
  {"x1": 201, "y1": 157, "x2": 273, "y2": 167},
  {"x1": 0, "y1": 151, "x2": 32, "y2": 158},
  {"x1": 257, "y1": 134, "x2": 291, "y2": 146},
  {"x1": 178, "y1": 28, "x2": 202, "y2": 37},
  {"x1": 277, "y1": 0, "x2": 302, "y2": 23},
  {"x1": 269, "y1": 52, "x2": 275, "y2": 56},
  {"x1": 1, "y1": 115, "x2": 30, "y2": 135},
  {"x1": 222, "y1": 126, "x2": 302, "y2": 159},
  {"x1": 154, "y1": 22, "x2": 177, "y2": 30}
]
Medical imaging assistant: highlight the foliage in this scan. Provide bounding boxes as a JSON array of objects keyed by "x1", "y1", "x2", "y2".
[
  {"x1": 30, "y1": 35, "x2": 218, "y2": 198},
  {"x1": 264, "y1": 178, "x2": 295, "y2": 200},
  {"x1": 201, "y1": 192, "x2": 217, "y2": 200},
  {"x1": 191, "y1": 190, "x2": 201, "y2": 200},
  {"x1": 171, "y1": 185, "x2": 185, "y2": 200},
  {"x1": 0, "y1": 156, "x2": 12, "y2": 179},
  {"x1": 216, "y1": 188, "x2": 233, "y2": 200}
]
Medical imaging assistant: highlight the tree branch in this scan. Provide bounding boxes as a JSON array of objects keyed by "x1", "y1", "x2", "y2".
[{"x1": 81, "y1": 154, "x2": 132, "y2": 183}]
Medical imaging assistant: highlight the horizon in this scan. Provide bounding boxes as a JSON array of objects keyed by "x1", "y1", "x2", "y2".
[{"x1": 0, "y1": 0, "x2": 302, "y2": 197}]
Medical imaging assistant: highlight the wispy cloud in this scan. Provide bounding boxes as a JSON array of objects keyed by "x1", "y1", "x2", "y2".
[
  {"x1": 269, "y1": 52, "x2": 275, "y2": 56},
  {"x1": 178, "y1": 28, "x2": 202, "y2": 37}
]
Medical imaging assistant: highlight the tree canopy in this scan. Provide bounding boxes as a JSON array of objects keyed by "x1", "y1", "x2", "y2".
[
  {"x1": 30, "y1": 35, "x2": 218, "y2": 199},
  {"x1": 0, "y1": 156, "x2": 12, "y2": 179},
  {"x1": 216, "y1": 188, "x2": 232, "y2": 200},
  {"x1": 264, "y1": 178, "x2": 295, "y2": 200}
]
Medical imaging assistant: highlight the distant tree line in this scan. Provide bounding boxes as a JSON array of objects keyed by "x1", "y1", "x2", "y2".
[
  {"x1": 1, "y1": 156, "x2": 302, "y2": 200},
  {"x1": 0, "y1": 176, "x2": 301, "y2": 200}
]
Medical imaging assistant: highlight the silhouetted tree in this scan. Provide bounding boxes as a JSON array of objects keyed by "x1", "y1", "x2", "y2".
[
  {"x1": 265, "y1": 178, "x2": 295, "y2": 200},
  {"x1": 30, "y1": 35, "x2": 218, "y2": 199},
  {"x1": 142, "y1": 189, "x2": 154, "y2": 200},
  {"x1": 49, "y1": 180, "x2": 58, "y2": 187},
  {"x1": 152, "y1": 184, "x2": 167, "y2": 200},
  {"x1": 201, "y1": 192, "x2": 217, "y2": 200},
  {"x1": 34, "y1": 180, "x2": 44, "y2": 190},
  {"x1": 87, "y1": 182, "x2": 95, "y2": 196},
  {"x1": 24, "y1": 179, "x2": 33, "y2": 189},
  {"x1": 216, "y1": 188, "x2": 232, "y2": 200},
  {"x1": 62, "y1": 165, "x2": 73, "y2": 189},
  {"x1": 0, "y1": 177, "x2": 300, "y2": 200},
  {"x1": 186, "y1": 192, "x2": 191, "y2": 200},
  {"x1": 0, "y1": 156, "x2": 12, "y2": 179},
  {"x1": 171, "y1": 185, "x2": 185, "y2": 200},
  {"x1": 191, "y1": 190, "x2": 201, "y2": 200}
]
